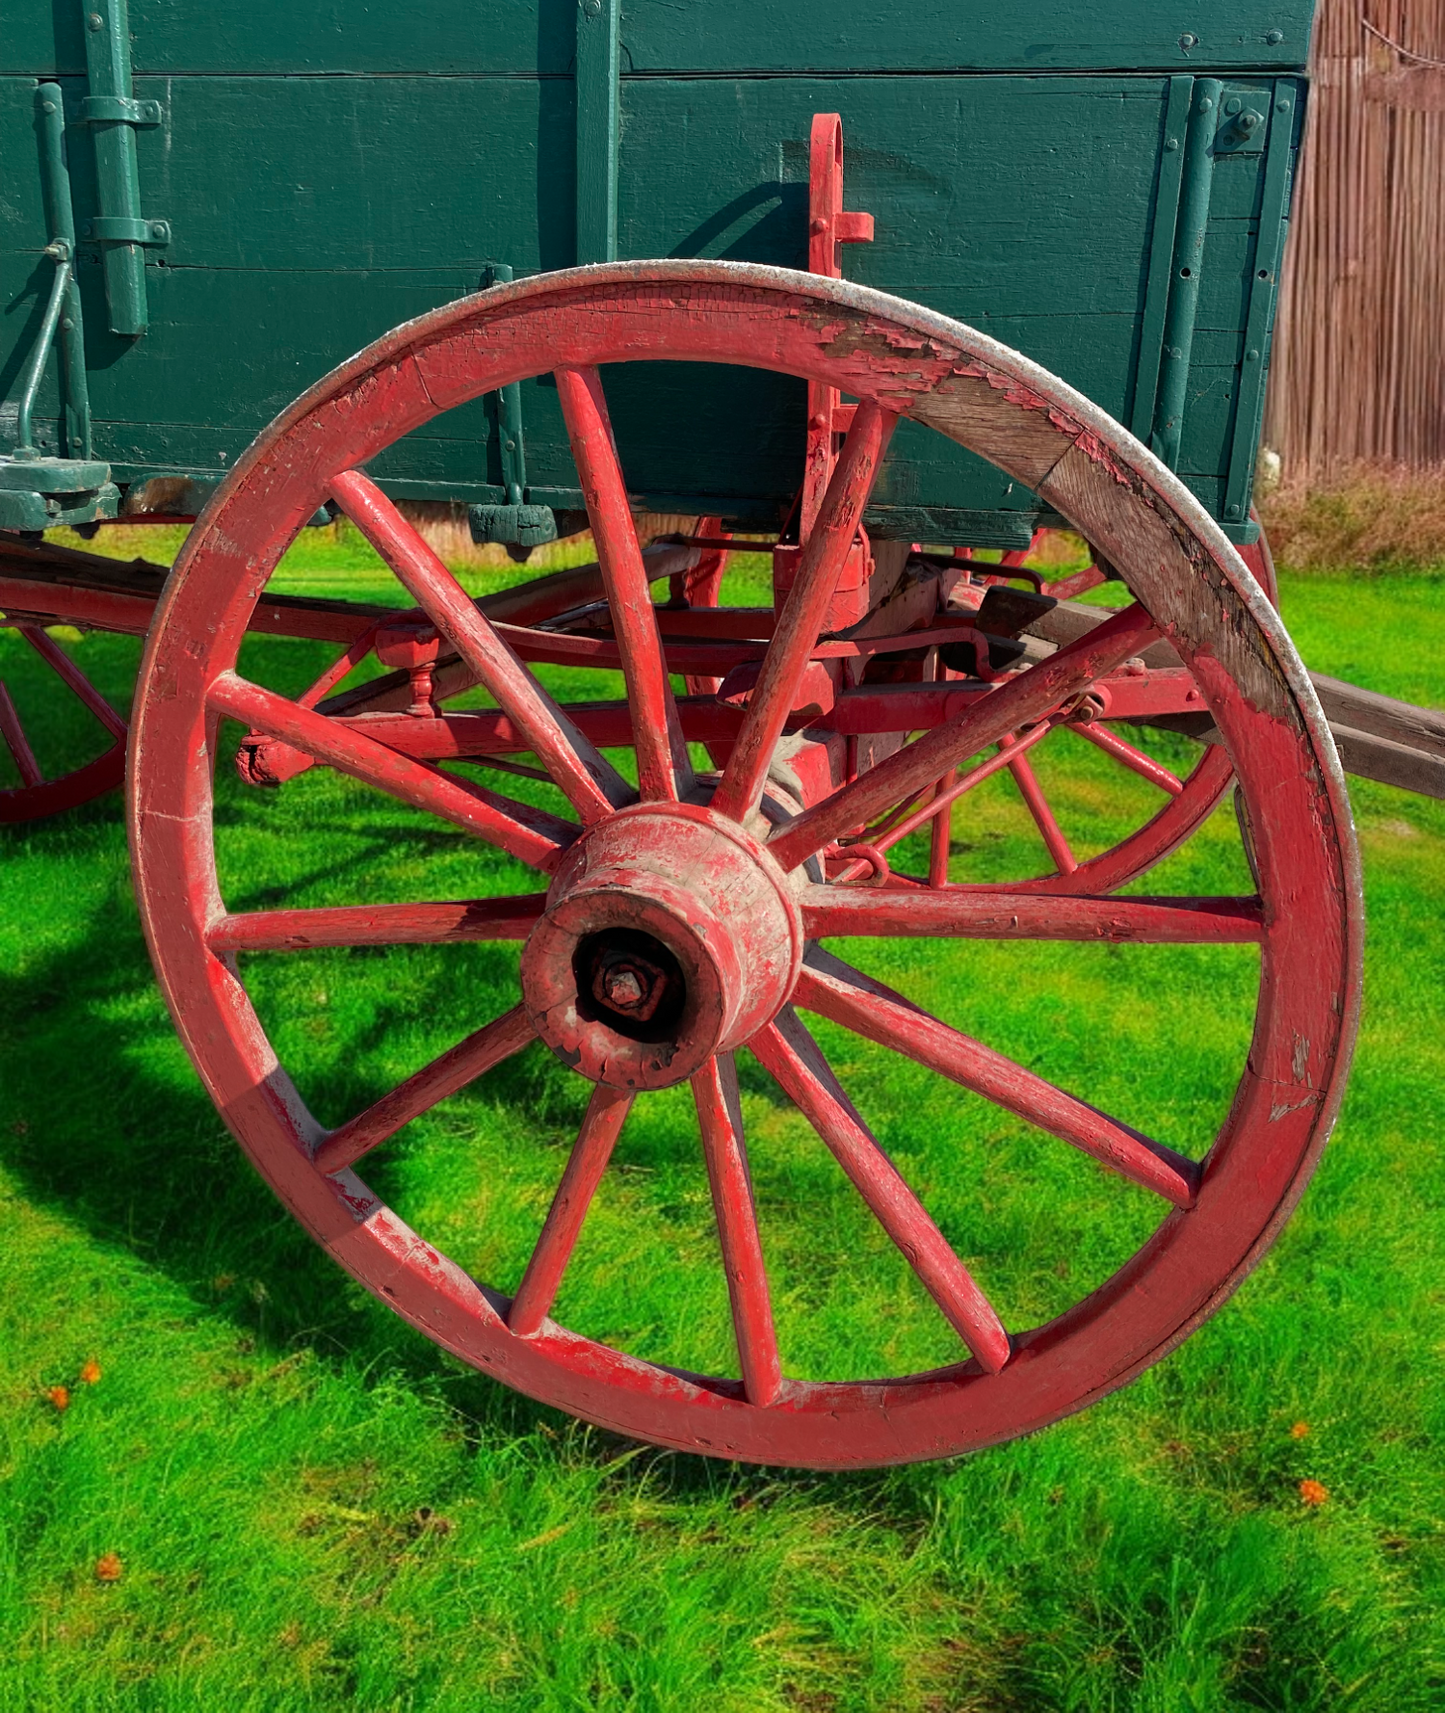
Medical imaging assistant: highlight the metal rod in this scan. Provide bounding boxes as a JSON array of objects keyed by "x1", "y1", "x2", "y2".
[
  {"x1": 1151, "y1": 78, "x2": 1221, "y2": 469},
  {"x1": 13, "y1": 253, "x2": 71, "y2": 454},
  {"x1": 36, "y1": 83, "x2": 91, "y2": 457}
]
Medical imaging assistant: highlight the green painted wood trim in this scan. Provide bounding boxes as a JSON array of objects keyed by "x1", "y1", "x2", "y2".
[
  {"x1": 1129, "y1": 75, "x2": 1193, "y2": 443},
  {"x1": 1222, "y1": 80, "x2": 1300, "y2": 527},
  {"x1": 575, "y1": 0, "x2": 620, "y2": 263},
  {"x1": 1150, "y1": 77, "x2": 1221, "y2": 468}
]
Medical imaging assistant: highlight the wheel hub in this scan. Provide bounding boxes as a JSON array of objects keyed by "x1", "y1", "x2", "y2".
[{"x1": 521, "y1": 803, "x2": 805, "y2": 1089}]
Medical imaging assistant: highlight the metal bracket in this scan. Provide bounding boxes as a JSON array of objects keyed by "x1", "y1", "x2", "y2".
[
  {"x1": 1221, "y1": 86, "x2": 1299, "y2": 526},
  {"x1": 1214, "y1": 100, "x2": 1267, "y2": 153},
  {"x1": 81, "y1": 0, "x2": 165, "y2": 336},
  {"x1": 801, "y1": 113, "x2": 874, "y2": 544},
  {"x1": 1149, "y1": 78, "x2": 1222, "y2": 469},
  {"x1": 78, "y1": 95, "x2": 162, "y2": 126},
  {"x1": 468, "y1": 264, "x2": 558, "y2": 551},
  {"x1": 81, "y1": 216, "x2": 170, "y2": 246}
]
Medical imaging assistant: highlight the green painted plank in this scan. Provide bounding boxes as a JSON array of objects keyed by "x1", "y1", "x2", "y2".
[
  {"x1": 624, "y1": 0, "x2": 1314, "y2": 74},
  {"x1": 5, "y1": 0, "x2": 1316, "y2": 77},
  {"x1": 4, "y1": 0, "x2": 575, "y2": 78}
]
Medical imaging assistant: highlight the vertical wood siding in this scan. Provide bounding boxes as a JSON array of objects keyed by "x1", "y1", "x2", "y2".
[{"x1": 1267, "y1": 0, "x2": 1445, "y2": 473}]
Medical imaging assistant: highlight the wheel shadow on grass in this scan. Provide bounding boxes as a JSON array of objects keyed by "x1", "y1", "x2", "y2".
[{"x1": 0, "y1": 840, "x2": 933, "y2": 1511}]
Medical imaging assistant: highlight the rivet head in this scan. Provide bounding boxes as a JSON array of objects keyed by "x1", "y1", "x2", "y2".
[
  {"x1": 1277, "y1": 98, "x2": 1291, "y2": 112},
  {"x1": 1226, "y1": 96, "x2": 1242, "y2": 115},
  {"x1": 582, "y1": 0, "x2": 602, "y2": 14},
  {"x1": 1266, "y1": 28, "x2": 1284, "y2": 44},
  {"x1": 87, "y1": 11, "x2": 102, "y2": 27},
  {"x1": 1227, "y1": 503, "x2": 1241, "y2": 516},
  {"x1": 1165, "y1": 137, "x2": 1179, "y2": 151},
  {"x1": 41, "y1": 100, "x2": 56, "y2": 113},
  {"x1": 1179, "y1": 32, "x2": 1199, "y2": 49},
  {"x1": 1246, "y1": 349, "x2": 1260, "y2": 362},
  {"x1": 151, "y1": 222, "x2": 165, "y2": 236},
  {"x1": 1198, "y1": 96, "x2": 1213, "y2": 113}
]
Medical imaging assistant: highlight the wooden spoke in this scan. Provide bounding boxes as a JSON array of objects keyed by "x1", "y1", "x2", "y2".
[
  {"x1": 795, "y1": 951, "x2": 1199, "y2": 1207},
  {"x1": 711, "y1": 401, "x2": 897, "y2": 822},
  {"x1": 766, "y1": 602, "x2": 1158, "y2": 872},
  {"x1": 801, "y1": 888, "x2": 1264, "y2": 944},
  {"x1": 508, "y1": 1083, "x2": 634, "y2": 1337},
  {"x1": 17, "y1": 623, "x2": 129, "y2": 739},
  {"x1": 1070, "y1": 719, "x2": 1186, "y2": 796},
  {"x1": 314, "y1": 1004, "x2": 535, "y2": 1175},
  {"x1": 1006, "y1": 740, "x2": 1077, "y2": 875},
  {"x1": 329, "y1": 469, "x2": 632, "y2": 820},
  {"x1": 752, "y1": 1013, "x2": 1010, "y2": 1372},
  {"x1": 297, "y1": 623, "x2": 382, "y2": 711},
  {"x1": 692, "y1": 1053, "x2": 782, "y2": 1405},
  {"x1": 208, "y1": 671, "x2": 574, "y2": 871},
  {"x1": 555, "y1": 366, "x2": 694, "y2": 802},
  {"x1": 0, "y1": 680, "x2": 43, "y2": 787},
  {"x1": 208, "y1": 894, "x2": 546, "y2": 953}
]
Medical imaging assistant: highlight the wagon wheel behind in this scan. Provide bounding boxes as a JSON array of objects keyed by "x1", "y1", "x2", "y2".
[
  {"x1": 0, "y1": 617, "x2": 129, "y2": 823},
  {"x1": 129, "y1": 263, "x2": 1359, "y2": 1467}
]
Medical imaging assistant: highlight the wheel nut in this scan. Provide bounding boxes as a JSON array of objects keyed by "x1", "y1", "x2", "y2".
[
  {"x1": 589, "y1": 948, "x2": 672, "y2": 1022},
  {"x1": 604, "y1": 966, "x2": 644, "y2": 1008}
]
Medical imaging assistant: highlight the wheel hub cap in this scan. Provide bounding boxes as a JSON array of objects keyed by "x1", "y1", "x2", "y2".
[{"x1": 521, "y1": 803, "x2": 805, "y2": 1089}]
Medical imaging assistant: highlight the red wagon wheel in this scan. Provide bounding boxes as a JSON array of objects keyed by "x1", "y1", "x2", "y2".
[
  {"x1": 129, "y1": 263, "x2": 1360, "y2": 1466},
  {"x1": 885, "y1": 524, "x2": 1277, "y2": 898},
  {"x1": 0, "y1": 619, "x2": 128, "y2": 823}
]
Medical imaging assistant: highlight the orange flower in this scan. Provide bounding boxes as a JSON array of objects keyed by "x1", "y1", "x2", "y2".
[
  {"x1": 79, "y1": 1359, "x2": 101, "y2": 1385},
  {"x1": 1290, "y1": 1420, "x2": 1309, "y2": 1439},
  {"x1": 94, "y1": 1553, "x2": 123, "y2": 1583},
  {"x1": 1299, "y1": 1479, "x2": 1329, "y2": 1506},
  {"x1": 46, "y1": 1385, "x2": 69, "y2": 1412}
]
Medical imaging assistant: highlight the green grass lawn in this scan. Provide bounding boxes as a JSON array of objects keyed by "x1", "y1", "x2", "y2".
[{"x1": 1, "y1": 530, "x2": 1442, "y2": 1710}]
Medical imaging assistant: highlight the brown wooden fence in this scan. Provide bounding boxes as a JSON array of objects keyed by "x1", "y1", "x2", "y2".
[{"x1": 1265, "y1": 1, "x2": 1445, "y2": 475}]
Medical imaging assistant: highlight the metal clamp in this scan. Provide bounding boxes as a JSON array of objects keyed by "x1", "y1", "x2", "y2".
[
  {"x1": 78, "y1": 95, "x2": 163, "y2": 126},
  {"x1": 81, "y1": 216, "x2": 170, "y2": 245}
]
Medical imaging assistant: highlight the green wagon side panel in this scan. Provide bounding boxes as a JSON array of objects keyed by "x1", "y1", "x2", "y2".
[{"x1": 1, "y1": 51, "x2": 1303, "y2": 537}]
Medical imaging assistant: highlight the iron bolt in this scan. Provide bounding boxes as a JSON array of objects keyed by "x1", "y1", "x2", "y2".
[
  {"x1": 88, "y1": 12, "x2": 103, "y2": 28},
  {"x1": 589, "y1": 946, "x2": 674, "y2": 1022}
]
